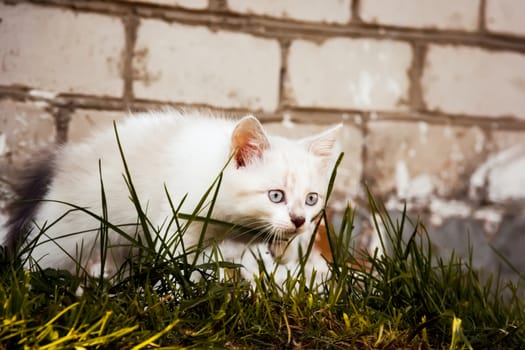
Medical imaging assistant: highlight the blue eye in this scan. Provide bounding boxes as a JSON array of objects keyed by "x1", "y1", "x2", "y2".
[
  {"x1": 305, "y1": 192, "x2": 318, "y2": 206},
  {"x1": 268, "y1": 190, "x2": 285, "y2": 203}
]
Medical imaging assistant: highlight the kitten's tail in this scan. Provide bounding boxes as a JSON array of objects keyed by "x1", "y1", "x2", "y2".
[{"x1": 2, "y1": 151, "x2": 56, "y2": 256}]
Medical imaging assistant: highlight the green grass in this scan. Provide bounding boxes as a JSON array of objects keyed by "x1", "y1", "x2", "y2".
[
  {"x1": 1, "y1": 199, "x2": 524, "y2": 349},
  {"x1": 0, "y1": 135, "x2": 523, "y2": 349}
]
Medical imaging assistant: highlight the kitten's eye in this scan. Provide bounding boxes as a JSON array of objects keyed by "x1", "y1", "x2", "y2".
[
  {"x1": 268, "y1": 190, "x2": 285, "y2": 203},
  {"x1": 305, "y1": 192, "x2": 318, "y2": 206}
]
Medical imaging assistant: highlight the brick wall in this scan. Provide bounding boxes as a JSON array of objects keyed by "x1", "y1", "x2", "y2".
[{"x1": 1, "y1": 0, "x2": 525, "y2": 276}]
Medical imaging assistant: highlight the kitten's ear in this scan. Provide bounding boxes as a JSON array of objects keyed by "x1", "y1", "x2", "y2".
[
  {"x1": 231, "y1": 115, "x2": 270, "y2": 168},
  {"x1": 303, "y1": 124, "x2": 342, "y2": 160}
]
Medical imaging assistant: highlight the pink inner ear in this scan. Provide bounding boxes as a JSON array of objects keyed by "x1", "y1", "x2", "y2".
[
  {"x1": 231, "y1": 116, "x2": 270, "y2": 168},
  {"x1": 235, "y1": 141, "x2": 262, "y2": 168}
]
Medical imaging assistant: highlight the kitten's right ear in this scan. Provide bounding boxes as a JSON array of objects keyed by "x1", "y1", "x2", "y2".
[
  {"x1": 231, "y1": 115, "x2": 270, "y2": 168},
  {"x1": 304, "y1": 124, "x2": 342, "y2": 159}
]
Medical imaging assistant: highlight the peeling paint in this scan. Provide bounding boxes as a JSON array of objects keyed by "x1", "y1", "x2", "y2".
[
  {"x1": 488, "y1": 155, "x2": 525, "y2": 202},
  {"x1": 396, "y1": 166, "x2": 435, "y2": 200},
  {"x1": 408, "y1": 175, "x2": 435, "y2": 199},
  {"x1": 418, "y1": 121, "x2": 428, "y2": 144},
  {"x1": 281, "y1": 113, "x2": 294, "y2": 128},
  {"x1": 33, "y1": 101, "x2": 49, "y2": 108},
  {"x1": 469, "y1": 145, "x2": 525, "y2": 202},
  {"x1": 0, "y1": 134, "x2": 6, "y2": 156},
  {"x1": 473, "y1": 207, "x2": 503, "y2": 237},
  {"x1": 430, "y1": 198, "x2": 471, "y2": 226},
  {"x1": 29, "y1": 89, "x2": 58, "y2": 99},
  {"x1": 395, "y1": 160, "x2": 409, "y2": 197}
]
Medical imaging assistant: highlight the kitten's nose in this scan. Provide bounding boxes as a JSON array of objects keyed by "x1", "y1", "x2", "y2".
[{"x1": 291, "y1": 216, "x2": 305, "y2": 229}]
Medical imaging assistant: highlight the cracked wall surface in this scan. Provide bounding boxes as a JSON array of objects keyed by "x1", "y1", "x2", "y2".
[{"x1": 0, "y1": 0, "x2": 524, "y2": 280}]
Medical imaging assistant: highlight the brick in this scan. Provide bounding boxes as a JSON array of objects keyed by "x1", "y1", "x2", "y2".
[
  {"x1": 228, "y1": 0, "x2": 351, "y2": 24},
  {"x1": 121, "y1": 0, "x2": 208, "y2": 9},
  {"x1": 486, "y1": 0, "x2": 525, "y2": 37},
  {"x1": 287, "y1": 39, "x2": 411, "y2": 111},
  {"x1": 422, "y1": 45, "x2": 525, "y2": 119},
  {"x1": 68, "y1": 110, "x2": 127, "y2": 142},
  {"x1": 0, "y1": 3, "x2": 124, "y2": 97},
  {"x1": 365, "y1": 120, "x2": 487, "y2": 198},
  {"x1": 359, "y1": 0, "x2": 479, "y2": 31},
  {"x1": 263, "y1": 117, "x2": 363, "y2": 202},
  {"x1": 0, "y1": 99, "x2": 56, "y2": 176},
  {"x1": 133, "y1": 20, "x2": 281, "y2": 111}
]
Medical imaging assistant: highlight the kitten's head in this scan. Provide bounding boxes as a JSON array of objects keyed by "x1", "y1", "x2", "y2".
[{"x1": 221, "y1": 115, "x2": 341, "y2": 243}]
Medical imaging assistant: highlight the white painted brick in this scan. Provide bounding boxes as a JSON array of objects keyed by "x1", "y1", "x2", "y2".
[
  {"x1": 486, "y1": 0, "x2": 525, "y2": 36},
  {"x1": 366, "y1": 120, "x2": 487, "y2": 197},
  {"x1": 69, "y1": 110, "x2": 127, "y2": 142},
  {"x1": 0, "y1": 3, "x2": 125, "y2": 97},
  {"x1": 286, "y1": 38, "x2": 412, "y2": 110},
  {"x1": 360, "y1": 0, "x2": 479, "y2": 31},
  {"x1": 133, "y1": 20, "x2": 281, "y2": 111},
  {"x1": 228, "y1": 0, "x2": 351, "y2": 24},
  {"x1": 422, "y1": 45, "x2": 525, "y2": 119},
  {"x1": 121, "y1": 0, "x2": 208, "y2": 10},
  {"x1": 0, "y1": 99, "x2": 56, "y2": 171}
]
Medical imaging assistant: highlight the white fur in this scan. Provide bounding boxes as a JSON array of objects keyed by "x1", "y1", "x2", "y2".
[{"x1": 3, "y1": 110, "x2": 340, "y2": 285}]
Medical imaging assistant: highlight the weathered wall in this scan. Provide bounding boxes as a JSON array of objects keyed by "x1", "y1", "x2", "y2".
[{"x1": 1, "y1": 0, "x2": 524, "y2": 276}]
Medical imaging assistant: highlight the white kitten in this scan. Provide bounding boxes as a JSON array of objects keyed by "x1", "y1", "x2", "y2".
[{"x1": 2, "y1": 110, "x2": 340, "y2": 286}]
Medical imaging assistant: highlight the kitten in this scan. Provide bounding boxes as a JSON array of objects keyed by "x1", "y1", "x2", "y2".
[{"x1": 1, "y1": 110, "x2": 340, "y2": 285}]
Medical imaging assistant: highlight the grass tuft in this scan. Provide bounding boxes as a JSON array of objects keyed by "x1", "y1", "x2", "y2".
[{"x1": 0, "y1": 144, "x2": 523, "y2": 348}]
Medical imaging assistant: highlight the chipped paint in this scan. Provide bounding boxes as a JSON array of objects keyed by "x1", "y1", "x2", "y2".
[
  {"x1": 29, "y1": 89, "x2": 58, "y2": 99},
  {"x1": 429, "y1": 198, "x2": 472, "y2": 226},
  {"x1": 418, "y1": 121, "x2": 428, "y2": 144},
  {"x1": 0, "y1": 134, "x2": 6, "y2": 156},
  {"x1": 281, "y1": 113, "x2": 294, "y2": 128},
  {"x1": 396, "y1": 160, "x2": 435, "y2": 200},
  {"x1": 395, "y1": 160, "x2": 410, "y2": 198},
  {"x1": 488, "y1": 155, "x2": 525, "y2": 202},
  {"x1": 469, "y1": 145, "x2": 525, "y2": 201},
  {"x1": 34, "y1": 101, "x2": 50, "y2": 108},
  {"x1": 407, "y1": 175, "x2": 435, "y2": 199},
  {"x1": 473, "y1": 207, "x2": 504, "y2": 237}
]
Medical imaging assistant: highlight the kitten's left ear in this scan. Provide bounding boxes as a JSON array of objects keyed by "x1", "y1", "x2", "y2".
[
  {"x1": 231, "y1": 115, "x2": 270, "y2": 168},
  {"x1": 303, "y1": 124, "x2": 342, "y2": 159}
]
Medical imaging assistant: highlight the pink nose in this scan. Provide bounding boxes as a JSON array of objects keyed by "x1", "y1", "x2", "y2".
[{"x1": 291, "y1": 216, "x2": 305, "y2": 229}]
